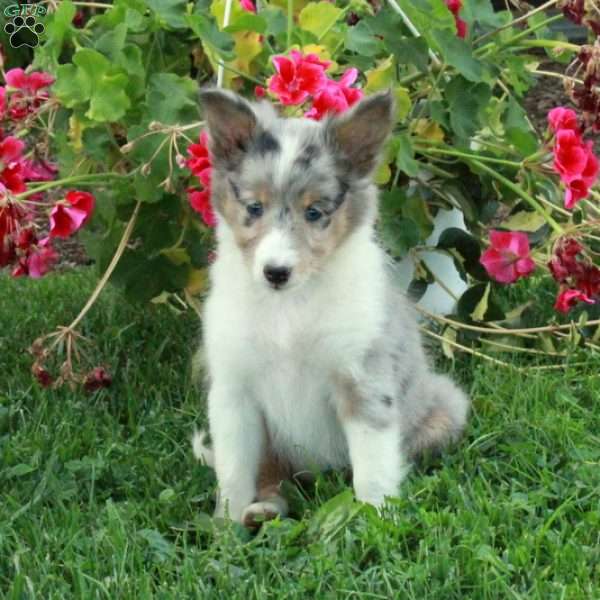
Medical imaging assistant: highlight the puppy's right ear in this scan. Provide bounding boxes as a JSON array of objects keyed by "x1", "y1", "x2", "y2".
[{"x1": 199, "y1": 88, "x2": 257, "y2": 171}]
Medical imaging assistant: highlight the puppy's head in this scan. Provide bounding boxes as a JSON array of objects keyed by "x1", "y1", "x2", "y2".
[{"x1": 200, "y1": 89, "x2": 393, "y2": 291}]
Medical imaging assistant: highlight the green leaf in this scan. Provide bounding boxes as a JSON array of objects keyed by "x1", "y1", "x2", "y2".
[
  {"x1": 394, "y1": 87, "x2": 412, "y2": 122},
  {"x1": 54, "y1": 49, "x2": 131, "y2": 122},
  {"x1": 95, "y1": 23, "x2": 128, "y2": 60},
  {"x1": 387, "y1": 37, "x2": 430, "y2": 72},
  {"x1": 299, "y1": 1, "x2": 343, "y2": 39},
  {"x1": 395, "y1": 133, "x2": 419, "y2": 177},
  {"x1": 223, "y1": 13, "x2": 267, "y2": 34},
  {"x1": 146, "y1": 73, "x2": 198, "y2": 126},
  {"x1": 457, "y1": 283, "x2": 505, "y2": 322},
  {"x1": 87, "y1": 72, "x2": 131, "y2": 122},
  {"x1": 502, "y1": 211, "x2": 547, "y2": 232},
  {"x1": 431, "y1": 29, "x2": 485, "y2": 83},
  {"x1": 379, "y1": 217, "x2": 421, "y2": 259},
  {"x1": 53, "y1": 64, "x2": 92, "y2": 107},
  {"x1": 138, "y1": 529, "x2": 176, "y2": 562},
  {"x1": 147, "y1": 0, "x2": 188, "y2": 29},
  {"x1": 445, "y1": 76, "x2": 491, "y2": 139},
  {"x1": 307, "y1": 490, "x2": 364, "y2": 542},
  {"x1": 402, "y1": 193, "x2": 433, "y2": 238},
  {"x1": 345, "y1": 21, "x2": 384, "y2": 57},
  {"x1": 112, "y1": 251, "x2": 190, "y2": 303},
  {"x1": 503, "y1": 97, "x2": 537, "y2": 155},
  {"x1": 364, "y1": 56, "x2": 395, "y2": 93},
  {"x1": 437, "y1": 227, "x2": 486, "y2": 280},
  {"x1": 185, "y1": 14, "x2": 236, "y2": 60},
  {"x1": 393, "y1": 0, "x2": 455, "y2": 36},
  {"x1": 33, "y1": 0, "x2": 76, "y2": 68}
]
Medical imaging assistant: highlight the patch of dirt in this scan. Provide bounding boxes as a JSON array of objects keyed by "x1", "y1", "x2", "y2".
[{"x1": 522, "y1": 58, "x2": 572, "y2": 136}]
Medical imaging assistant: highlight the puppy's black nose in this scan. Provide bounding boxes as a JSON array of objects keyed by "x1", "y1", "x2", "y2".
[{"x1": 264, "y1": 265, "x2": 291, "y2": 287}]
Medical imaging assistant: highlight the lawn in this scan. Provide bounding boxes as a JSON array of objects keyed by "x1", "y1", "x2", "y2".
[{"x1": 1, "y1": 268, "x2": 599, "y2": 599}]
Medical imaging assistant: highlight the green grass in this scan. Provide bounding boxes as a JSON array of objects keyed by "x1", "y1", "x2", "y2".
[{"x1": 1, "y1": 268, "x2": 599, "y2": 599}]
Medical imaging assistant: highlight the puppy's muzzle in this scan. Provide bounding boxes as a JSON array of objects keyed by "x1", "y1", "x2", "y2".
[{"x1": 263, "y1": 265, "x2": 292, "y2": 289}]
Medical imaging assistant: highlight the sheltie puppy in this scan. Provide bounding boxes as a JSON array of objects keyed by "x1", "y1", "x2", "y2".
[{"x1": 193, "y1": 89, "x2": 470, "y2": 527}]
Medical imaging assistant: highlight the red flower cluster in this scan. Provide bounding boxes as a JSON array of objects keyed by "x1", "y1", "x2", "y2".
[
  {"x1": 0, "y1": 68, "x2": 54, "y2": 121},
  {"x1": 559, "y1": 0, "x2": 600, "y2": 35},
  {"x1": 240, "y1": 0, "x2": 256, "y2": 12},
  {"x1": 548, "y1": 237, "x2": 599, "y2": 313},
  {"x1": 445, "y1": 0, "x2": 467, "y2": 39},
  {"x1": 0, "y1": 68, "x2": 96, "y2": 279},
  {"x1": 569, "y1": 43, "x2": 600, "y2": 133},
  {"x1": 49, "y1": 191, "x2": 95, "y2": 238},
  {"x1": 548, "y1": 107, "x2": 599, "y2": 209},
  {"x1": 305, "y1": 68, "x2": 364, "y2": 121},
  {"x1": 84, "y1": 366, "x2": 112, "y2": 392},
  {"x1": 185, "y1": 131, "x2": 217, "y2": 227},
  {"x1": 269, "y1": 51, "x2": 331, "y2": 106},
  {"x1": 479, "y1": 230, "x2": 536, "y2": 284},
  {"x1": 267, "y1": 50, "x2": 364, "y2": 120}
]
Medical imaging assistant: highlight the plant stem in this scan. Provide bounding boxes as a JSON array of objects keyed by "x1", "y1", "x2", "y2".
[
  {"x1": 215, "y1": 61, "x2": 264, "y2": 86},
  {"x1": 533, "y1": 70, "x2": 583, "y2": 85},
  {"x1": 470, "y1": 159, "x2": 563, "y2": 234},
  {"x1": 477, "y1": 14, "x2": 563, "y2": 57},
  {"x1": 15, "y1": 173, "x2": 127, "y2": 200},
  {"x1": 420, "y1": 326, "x2": 519, "y2": 370},
  {"x1": 287, "y1": 0, "x2": 293, "y2": 50},
  {"x1": 386, "y1": 0, "x2": 442, "y2": 67},
  {"x1": 417, "y1": 145, "x2": 523, "y2": 168},
  {"x1": 68, "y1": 202, "x2": 141, "y2": 331},
  {"x1": 316, "y1": 6, "x2": 349, "y2": 42},
  {"x1": 474, "y1": 0, "x2": 560, "y2": 44},
  {"x1": 519, "y1": 39, "x2": 580, "y2": 53},
  {"x1": 217, "y1": 0, "x2": 234, "y2": 88}
]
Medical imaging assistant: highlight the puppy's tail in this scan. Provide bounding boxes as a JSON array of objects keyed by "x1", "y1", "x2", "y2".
[
  {"x1": 405, "y1": 374, "x2": 470, "y2": 459},
  {"x1": 191, "y1": 429, "x2": 215, "y2": 467}
]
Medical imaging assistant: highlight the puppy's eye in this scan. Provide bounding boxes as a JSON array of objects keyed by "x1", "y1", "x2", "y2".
[
  {"x1": 246, "y1": 202, "x2": 264, "y2": 218},
  {"x1": 305, "y1": 206, "x2": 323, "y2": 222}
]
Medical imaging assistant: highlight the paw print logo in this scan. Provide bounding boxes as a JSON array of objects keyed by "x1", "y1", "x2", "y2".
[{"x1": 4, "y1": 15, "x2": 45, "y2": 49}]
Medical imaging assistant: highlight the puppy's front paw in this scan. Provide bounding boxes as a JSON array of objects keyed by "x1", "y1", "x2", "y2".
[
  {"x1": 241, "y1": 498, "x2": 287, "y2": 529},
  {"x1": 355, "y1": 492, "x2": 387, "y2": 513}
]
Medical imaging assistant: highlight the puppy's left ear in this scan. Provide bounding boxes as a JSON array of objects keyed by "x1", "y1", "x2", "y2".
[
  {"x1": 199, "y1": 88, "x2": 257, "y2": 171},
  {"x1": 325, "y1": 90, "x2": 394, "y2": 178}
]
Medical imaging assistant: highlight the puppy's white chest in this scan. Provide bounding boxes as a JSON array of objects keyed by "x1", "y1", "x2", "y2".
[{"x1": 250, "y1": 344, "x2": 349, "y2": 471}]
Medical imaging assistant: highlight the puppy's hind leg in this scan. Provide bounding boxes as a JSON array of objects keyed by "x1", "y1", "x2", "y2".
[
  {"x1": 404, "y1": 374, "x2": 470, "y2": 460},
  {"x1": 241, "y1": 445, "x2": 290, "y2": 529}
]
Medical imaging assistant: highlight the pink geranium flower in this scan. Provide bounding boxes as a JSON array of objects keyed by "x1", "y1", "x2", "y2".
[
  {"x1": 185, "y1": 131, "x2": 216, "y2": 227},
  {"x1": 548, "y1": 107, "x2": 579, "y2": 133},
  {"x1": 187, "y1": 188, "x2": 217, "y2": 227},
  {"x1": 305, "y1": 68, "x2": 364, "y2": 121},
  {"x1": 5, "y1": 69, "x2": 54, "y2": 93},
  {"x1": 4, "y1": 68, "x2": 54, "y2": 120},
  {"x1": 480, "y1": 230, "x2": 536, "y2": 284},
  {"x1": 445, "y1": 0, "x2": 468, "y2": 38},
  {"x1": 268, "y1": 51, "x2": 330, "y2": 106},
  {"x1": 553, "y1": 129, "x2": 587, "y2": 180},
  {"x1": 240, "y1": 0, "x2": 256, "y2": 12},
  {"x1": 21, "y1": 159, "x2": 58, "y2": 182},
  {"x1": 554, "y1": 288, "x2": 595, "y2": 313},
  {"x1": 49, "y1": 190, "x2": 95, "y2": 238},
  {"x1": 186, "y1": 131, "x2": 211, "y2": 178},
  {"x1": 27, "y1": 237, "x2": 58, "y2": 278},
  {"x1": 0, "y1": 135, "x2": 26, "y2": 193}
]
